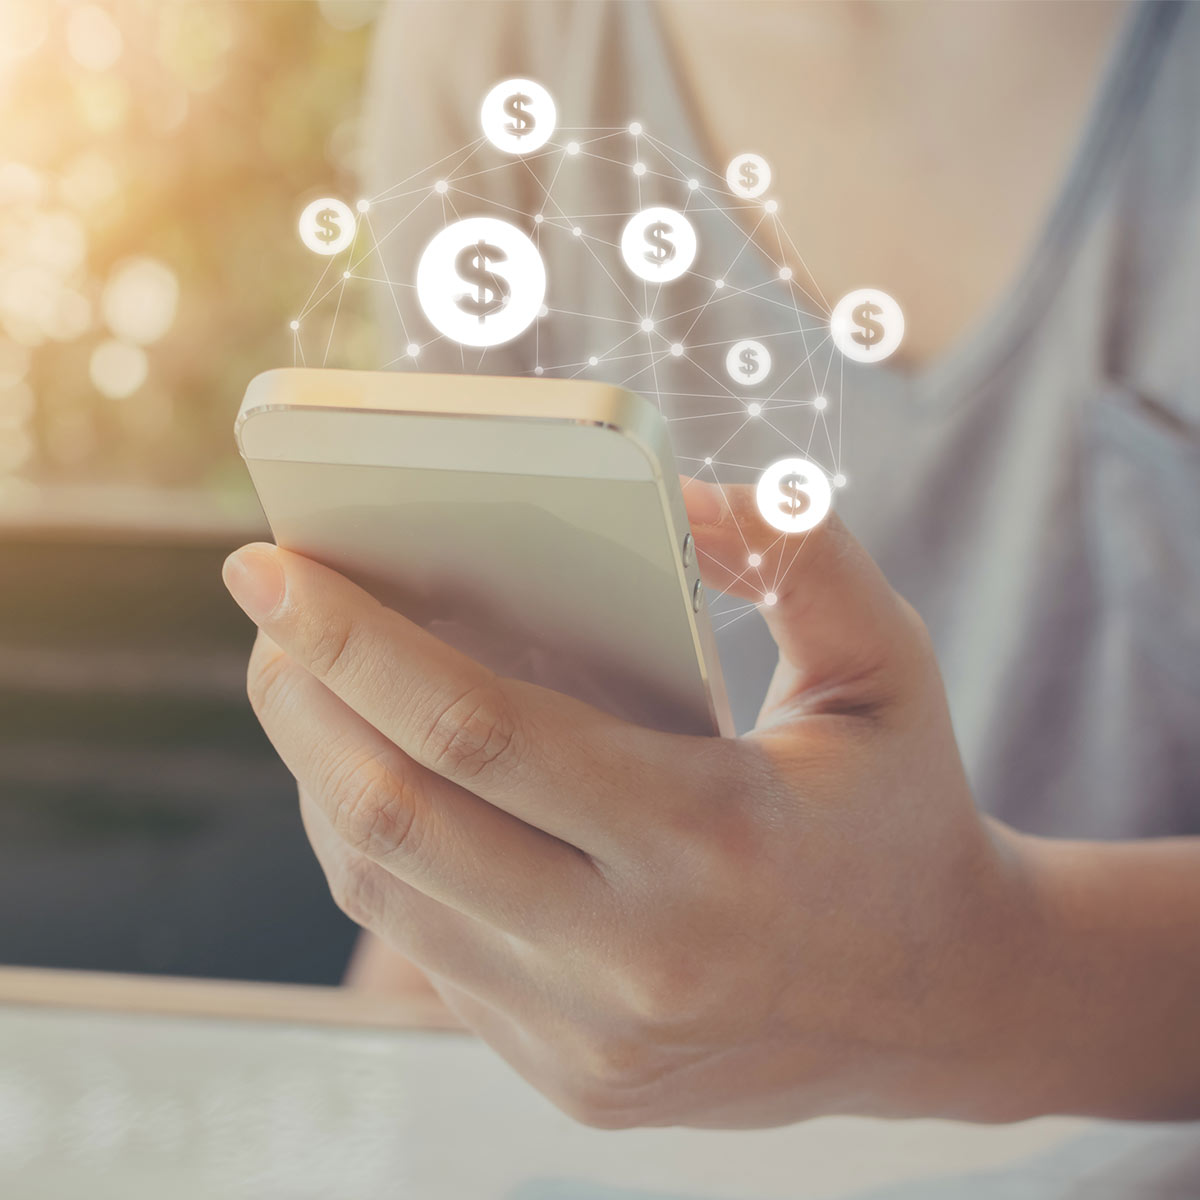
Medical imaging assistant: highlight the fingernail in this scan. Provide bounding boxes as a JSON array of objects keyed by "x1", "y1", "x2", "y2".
[
  {"x1": 684, "y1": 480, "x2": 724, "y2": 527},
  {"x1": 222, "y1": 544, "x2": 285, "y2": 623}
]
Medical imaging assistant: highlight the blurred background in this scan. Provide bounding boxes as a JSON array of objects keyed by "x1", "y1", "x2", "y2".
[{"x1": 0, "y1": 0, "x2": 385, "y2": 983}]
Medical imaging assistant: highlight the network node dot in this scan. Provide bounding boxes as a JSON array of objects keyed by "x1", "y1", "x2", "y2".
[
  {"x1": 778, "y1": 266, "x2": 793, "y2": 280},
  {"x1": 747, "y1": 402, "x2": 762, "y2": 417},
  {"x1": 814, "y1": 395, "x2": 828, "y2": 410},
  {"x1": 670, "y1": 343, "x2": 684, "y2": 357},
  {"x1": 534, "y1": 212, "x2": 544, "y2": 224},
  {"x1": 405, "y1": 343, "x2": 420, "y2": 358},
  {"x1": 640, "y1": 318, "x2": 654, "y2": 332},
  {"x1": 572, "y1": 226, "x2": 582, "y2": 237},
  {"x1": 539, "y1": 304, "x2": 549, "y2": 318},
  {"x1": 632, "y1": 162, "x2": 647, "y2": 177},
  {"x1": 714, "y1": 279, "x2": 725, "y2": 290},
  {"x1": 355, "y1": 198, "x2": 370, "y2": 213},
  {"x1": 704, "y1": 456, "x2": 713, "y2": 466},
  {"x1": 588, "y1": 355, "x2": 599, "y2": 366},
  {"x1": 434, "y1": 180, "x2": 449, "y2": 194},
  {"x1": 566, "y1": 141, "x2": 580, "y2": 155},
  {"x1": 748, "y1": 553, "x2": 763, "y2": 568},
  {"x1": 289, "y1": 320, "x2": 299, "y2": 331},
  {"x1": 628, "y1": 121, "x2": 643, "y2": 135},
  {"x1": 764, "y1": 198, "x2": 779, "y2": 214},
  {"x1": 534, "y1": 365, "x2": 544, "y2": 376},
  {"x1": 343, "y1": 270, "x2": 351, "y2": 279},
  {"x1": 763, "y1": 592, "x2": 778, "y2": 607},
  {"x1": 833, "y1": 473, "x2": 847, "y2": 488},
  {"x1": 687, "y1": 178, "x2": 699, "y2": 191}
]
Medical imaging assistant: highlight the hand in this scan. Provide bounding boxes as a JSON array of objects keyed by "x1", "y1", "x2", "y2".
[{"x1": 221, "y1": 484, "x2": 1058, "y2": 1128}]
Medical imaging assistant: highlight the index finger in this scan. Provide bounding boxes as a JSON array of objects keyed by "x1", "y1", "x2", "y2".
[{"x1": 223, "y1": 543, "x2": 712, "y2": 853}]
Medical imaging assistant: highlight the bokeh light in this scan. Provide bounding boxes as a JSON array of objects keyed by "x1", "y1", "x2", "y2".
[
  {"x1": 101, "y1": 258, "x2": 179, "y2": 345},
  {"x1": 89, "y1": 338, "x2": 148, "y2": 399},
  {"x1": 0, "y1": 1, "x2": 49, "y2": 65},
  {"x1": 0, "y1": 1, "x2": 376, "y2": 491},
  {"x1": 65, "y1": 5, "x2": 123, "y2": 73}
]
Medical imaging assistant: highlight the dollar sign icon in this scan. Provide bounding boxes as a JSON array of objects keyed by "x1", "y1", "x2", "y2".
[
  {"x1": 778, "y1": 473, "x2": 811, "y2": 519},
  {"x1": 454, "y1": 239, "x2": 511, "y2": 324},
  {"x1": 831, "y1": 289, "x2": 903, "y2": 363},
  {"x1": 756, "y1": 457, "x2": 831, "y2": 534},
  {"x1": 504, "y1": 92, "x2": 535, "y2": 139},
  {"x1": 726, "y1": 339, "x2": 772, "y2": 386},
  {"x1": 298, "y1": 197, "x2": 355, "y2": 256},
  {"x1": 725, "y1": 153, "x2": 770, "y2": 199},
  {"x1": 850, "y1": 302, "x2": 884, "y2": 351},
  {"x1": 643, "y1": 221, "x2": 676, "y2": 266},
  {"x1": 622, "y1": 207, "x2": 696, "y2": 282},
  {"x1": 314, "y1": 208, "x2": 341, "y2": 244}
]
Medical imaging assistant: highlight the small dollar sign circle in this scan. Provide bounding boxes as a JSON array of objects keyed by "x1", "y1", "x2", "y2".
[
  {"x1": 504, "y1": 93, "x2": 534, "y2": 139},
  {"x1": 481, "y1": 78, "x2": 556, "y2": 153},
  {"x1": 725, "y1": 153, "x2": 771, "y2": 199},
  {"x1": 643, "y1": 221, "x2": 676, "y2": 266},
  {"x1": 777, "y1": 473, "x2": 811, "y2": 519},
  {"x1": 298, "y1": 197, "x2": 355, "y2": 256},
  {"x1": 725, "y1": 339, "x2": 772, "y2": 386},
  {"x1": 621, "y1": 207, "x2": 696, "y2": 282},
  {"x1": 756, "y1": 457, "x2": 832, "y2": 534},
  {"x1": 850, "y1": 302, "x2": 884, "y2": 351},
  {"x1": 830, "y1": 289, "x2": 905, "y2": 363},
  {"x1": 454, "y1": 239, "x2": 511, "y2": 324},
  {"x1": 314, "y1": 208, "x2": 341, "y2": 244}
]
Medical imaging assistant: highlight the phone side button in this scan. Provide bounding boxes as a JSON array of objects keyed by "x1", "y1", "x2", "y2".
[
  {"x1": 681, "y1": 532, "x2": 694, "y2": 567},
  {"x1": 692, "y1": 578, "x2": 704, "y2": 613}
]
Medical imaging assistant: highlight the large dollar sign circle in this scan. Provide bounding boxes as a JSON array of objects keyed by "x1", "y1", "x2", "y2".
[
  {"x1": 417, "y1": 217, "x2": 545, "y2": 348},
  {"x1": 725, "y1": 153, "x2": 771, "y2": 200},
  {"x1": 480, "y1": 78, "x2": 556, "y2": 154},
  {"x1": 620, "y1": 207, "x2": 697, "y2": 283},
  {"x1": 297, "y1": 197, "x2": 355, "y2": 256},
  {"x1": 756, "y1": 457, "x2": 833, "y2": 534},
  {"x1": 724, "y1": 339, "x2": 773, "y2": 387},
  {"x1": 830, "y1": 288, "x2": 905, "y2": 363}
]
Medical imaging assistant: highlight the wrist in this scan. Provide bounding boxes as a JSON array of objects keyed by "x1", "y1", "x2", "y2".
[{"x1": 982, "y1": 829, "x2": 1200, "y2": 1121}]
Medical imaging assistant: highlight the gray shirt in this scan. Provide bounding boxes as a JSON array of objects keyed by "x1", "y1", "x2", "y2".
[{"x1": 362, "y1": 0, "x2": 1199, "y2": 838}]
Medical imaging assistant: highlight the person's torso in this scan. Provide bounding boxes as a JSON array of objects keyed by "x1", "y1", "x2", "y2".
[{"x1": 361, "y1": 0, "x2": 1200, "y2": 837}]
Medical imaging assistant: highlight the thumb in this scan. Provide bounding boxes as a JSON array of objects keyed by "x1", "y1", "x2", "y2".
[{"x1": 682, "y1": 478, "x2": 922, "y2": 700}]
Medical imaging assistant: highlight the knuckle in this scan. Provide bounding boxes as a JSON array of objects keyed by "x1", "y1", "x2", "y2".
[
  {"x1": 326, "y1": 854, "x2": 382, "y2": 928},
  {"x1": 246, "y1": 643, "x2": 292, "y2": 720},
  {"x1": 657, "y1": 748, "x2": 761, "y2": 886},
  {"x1": 900, "y1": 596, "x2": 936, "y2": 656},
  {"x1": 326, "y1": 749, "x2": 421, "y2": 862},
  {"x1": 419, "y1": 680, "x2": 520, "y2": 782},
  {"x1": 620, "y1": 955, "x2": 710, "y2": 1028},
  {"x1": 552, "y1": 1030, "x2": 665, "y2": 1129},
  {"x1": 306, "y1": 609, "x2": 358, "y2": 680},
  {"x1": 577, "y1": 1030, "x2": 655, "y2": 1092},
  {"x1": 557, "y1": 1089, "x2": 640, "y2": 1131}
]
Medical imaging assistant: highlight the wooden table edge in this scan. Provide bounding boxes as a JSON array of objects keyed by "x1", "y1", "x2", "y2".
[{"x1": 0, "y1": 965, "x2": 461, "y2": 1032}]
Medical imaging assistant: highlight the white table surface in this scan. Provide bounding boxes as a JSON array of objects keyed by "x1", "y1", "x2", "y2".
[{"x1": 0, "y1": 973, "x2": 1196, "y2": 1200}]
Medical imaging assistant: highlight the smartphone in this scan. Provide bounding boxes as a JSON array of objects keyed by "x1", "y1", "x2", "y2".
[{"x1": 235, "y1": 368, "x2": 733, "y2": 737}]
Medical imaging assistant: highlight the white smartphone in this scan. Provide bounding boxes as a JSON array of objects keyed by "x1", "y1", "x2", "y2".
[{"x1": 235, "y1": 368, "x2": 733, "y2": 737}]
